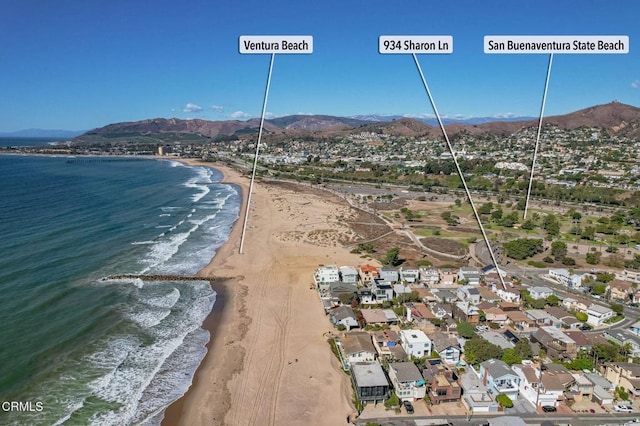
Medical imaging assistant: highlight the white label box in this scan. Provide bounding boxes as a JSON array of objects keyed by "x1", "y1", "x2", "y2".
[
  {"x1": 239, "y1": 35, "x2": 313, "y2": 54},
  {"x1": 379, "y1": 35, "x2": 453, "y2": 54},
  {"x1": 484, "y1": 35, "x2": 629, "y2": 54}
]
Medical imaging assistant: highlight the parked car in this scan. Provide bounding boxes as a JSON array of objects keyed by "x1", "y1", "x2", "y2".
[
  {"x1": 403, "y1": 400, "x2": 414, "y2": 414},
  {"x1": 616, "y1": 405, "x2": 633, "y2": 413},
  {"x1": 542, "y1": 405, "x2": 557, "y2": 412}
]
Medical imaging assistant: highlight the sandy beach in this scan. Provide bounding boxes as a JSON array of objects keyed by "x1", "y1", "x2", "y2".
[{"x1": 162, "y1": 159, "x2": 369, "y2": 426}]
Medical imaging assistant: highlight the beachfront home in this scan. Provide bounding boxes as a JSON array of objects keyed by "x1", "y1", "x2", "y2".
[
  {"x1": 339, "y1": 332, "x2": 377, "y2": 367},
  {"x1": 399, "y1": 329, "x2": 432, "y2": 358},
  {"x1": 350, "y1": 361, "x2": 390, "y2": 403},
  {"x1": 339, "y1": 266, "x2": 359, "y2": 284},
  {"x1": 419, "y1": 267, "x2": 440, "y2": 286},
  {"x1": 388, "y1": 362, "x2": 427, "y2": 401},
  {"x1": 379, "y1": 267, "x2": 400, "y2": 283},
  {"x1": 480, "y1": 359, "x2": 521, "y2": 400},
  {"x1": 359, "y1": 264, "x2": 379, "y2": 285},
  {"x1": 329, "y1": 306, "x2": 358, "y2": 331},
  {"x1": 314, "y1": 265, "x2": 340, "y2": 286},
  {"x1": 439, "y1": 268, "x2": 457, "y2": 286},
  {"x1": 400, "y1": 267, "x2": 420, "y2": 283}
]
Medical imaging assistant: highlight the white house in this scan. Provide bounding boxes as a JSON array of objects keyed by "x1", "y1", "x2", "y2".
[
  {"x1": 314, "y1": 265, "x2": 340, "y2": 286},
  {"x1": 339, "y1": 266, "x2": 359, "y2": 284},
  {"x1": 458, "y1": 267, "x2": 481, "y2": 285},
  {"x1": 400, "y1": 267, "x2": 420, "y2": 283},
  {"x1": 457, "y1": 286, "x2": 481, "y2": 304},
  {"x1": 549, "y1": 268, "x2": 571, "y2": 286},
  {"x1": 388, "y1": 362, "x2": 427, "y2": 401},
  {"x1": 379, "y1": 267, "x2": 400, "y2": 283},
  {"x1": 586, "y1": 303, "x2": 615, "y2": 327},
  {"x1": 399, "y1": 329, "x2": 432, "y2": 358},
  {"x1": 529, "y1": 286, "x2": 554, "y2": 300},
  {"x1": 419, "y1": 267, "x2": 440, "y2": 285}
]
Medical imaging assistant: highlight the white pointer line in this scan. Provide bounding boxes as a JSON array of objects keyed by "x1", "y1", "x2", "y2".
[
  {"x1": 524, "y1": 53, "x2": 554, "y2": 220},
  {"x1": 239, "y1": 53, "x2": 275, "y2": 254},
  {"x1": 412, "y1": 53, "x2": 507, "y2": 288}
]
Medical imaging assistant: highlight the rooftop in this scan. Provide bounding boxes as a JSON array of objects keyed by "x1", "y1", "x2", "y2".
[{"x1": 351, "y1": 361, "x2": 389, "y2": 387}]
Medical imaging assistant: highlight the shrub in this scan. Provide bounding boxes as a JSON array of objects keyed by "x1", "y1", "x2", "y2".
[{"x1": 496, "y1": 393, "x2": 513, "y2": 408}]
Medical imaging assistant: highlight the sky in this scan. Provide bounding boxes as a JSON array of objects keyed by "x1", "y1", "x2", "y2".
[{"x1": 0, "y1": 0, "x2": 638, "y2": 132}]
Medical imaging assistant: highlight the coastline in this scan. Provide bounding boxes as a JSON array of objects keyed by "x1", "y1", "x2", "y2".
[
  {"x1": 162, "y1": 158, "x2": 363, "y2": 425},
  {"x1": 161, "y1": 159, "x2": 250, "y2": 425}
]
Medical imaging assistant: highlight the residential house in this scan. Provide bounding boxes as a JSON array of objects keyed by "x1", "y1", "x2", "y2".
[
  {"x1": 616, "y1": 269, "x2": 640, "y2": 285},
  {"x1": 453, "y1": 301, "x2": 480, "y2": 324},
  {"x1": 458, "y1": 267, "x2": 481, "y2": 285},
  {"x1": 328, "y1": 282, "x2": 358, "y2": 302},
  {"x1": 429, "y1": 331, "x2": 462, "y2": 364},
  {"x1": 399, "y1": 329, "x2": 432, "y2": 358},
  {"x1": 371, "y1": 279, "x2": 394, "y2": 303},
  {"x1": 478, "y1": 287, "x2": 502, "y2": 303},
  {"x1": 388, "y1": 362, "x2": 427, "y2": 401},
  {"x1": 350, "y1": 361, "x2": 390, "y2": 403},
  {"x1": 630, "y1": 320, "x2": 640, "y2": 337},
  {"x1": 371, "y1": 330, "x2": 406, "y2": 362},
  {"x1": 479, "y1": 331, "x2": 515, "y2": 350},
  {"x1": 361, "y1": 308, "x2": 398, "y2": 326},
  {"x1": 359, "y1": 264, "x2": 379, "y2": 285},
  {"x1": 531, "y1": 326, "x2": 577, "y2": 361},
  {"x1": 439, "y1": 268, "x2": 458, "y2": 286},
  {"x1": 457, "y1": 286, "x2": 481, "y2": 305},
  {"x1": 608, "y1": 279, "x2": 634, "y2": 303},
  {"x1": 400, "y1": 267, "x2": 420, "y2": 283},
  {"x1": 525, "y1": 309, "x2": 558, "y2": 327},
  {"x1": 603, "y1": 362, "x2": 640, "y2": 398},
  {"x1": 569, "y1": 373, "x2": 594, "y2": 403},
  {"x1": 513, "y1": 361, "x2": 574, "y2": 407},
  {"x1": 491, "y1": 281, "x2": 521, "y2": 304},
  {"x1": 585, "y1": 372, "x2": 616, "y2": 405},
  {"x1": 422, "y1": 361, "x2": 462, "y2": 404},
  {"x1": 586, "y1": 303, "x2": 615, "y2": 327},
  {"x1": 563, "y1": 330, "x2": 594, "y2": 353},
  {"x1": 329, "y1": 306, "x2": 358, "y2": 330},
  {"x1": 379, "y1": 267, "x2": 400, "y2": 283},
  {"x1": 484, "y1": 307, "x2": 508, "y2": 326},
  {"x1": 546, "y1": 307, "x2": 582, "y2": 329},
  {"x1": 549, "y1": 268, "x2": 571, "y2": 286},
  {"x1": 314, "y1": 265, "x2": 340, "y2": 287},
  {"x1": 431, "y1": 288, "x2": 458, "y2": 303},
  {"x1": 562, "y1": 296, "x2": 590, "y2": 314},
  {"x1": 339, "y1": 266, "x2": 359, "y2": 284},
  {"x1": 529, "y1": 286, "x2": 554, "y2": 300},
  {"x1": 356, "y1": 288, "x2": 376, "y2": 305},
  {"x1": 405, "y1": 302, "x2": 435, "y2": 326},
  {"x1": 419, "y1": 267, "x2": 440, "y2": 286},
  {"x1": 480, "y1": 359, "x2": 521, "y2": 399},
  {"x1": 431, "y1": 303, "x2": 452, "y2": 319},
  {"x1": 339, "y1": 332, "x2": 377, "y2": 367},
  {"x1": 393, "y1": 284, "x2": 413, "y2": 299},
  {"x1": 461, "y1": 370, "x2": 500, "y2": 413},
  {"x1": 506, "y1": 310, "x2": 536, "y2": 333}
]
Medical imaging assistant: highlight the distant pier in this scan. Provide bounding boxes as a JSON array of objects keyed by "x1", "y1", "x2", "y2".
[{"x1": 66, "y1": 158, "x2": 146, "y2": 164}]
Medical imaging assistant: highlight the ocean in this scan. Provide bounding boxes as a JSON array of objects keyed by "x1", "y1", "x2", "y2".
[{"x1": 0, "y1": 152, "x2": 240, "y2": 425}]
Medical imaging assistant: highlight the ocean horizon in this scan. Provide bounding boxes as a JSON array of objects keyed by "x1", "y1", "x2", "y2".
[{"x1": 0, "y1": 153, "x2": 240, "y2": 425}]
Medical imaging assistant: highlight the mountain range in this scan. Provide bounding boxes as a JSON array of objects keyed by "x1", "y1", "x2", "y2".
[{"x1": 70, "y1": 102, "x2": 640, "y2": 143}]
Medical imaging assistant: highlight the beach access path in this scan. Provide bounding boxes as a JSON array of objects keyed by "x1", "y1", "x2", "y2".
[{"x1": 163, "y1": 159, "x2": 365, "y2": 426}]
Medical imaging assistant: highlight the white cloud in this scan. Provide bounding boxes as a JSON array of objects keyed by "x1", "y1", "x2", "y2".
[
  {"x1": 494, "y1": 112, "x2": 517, "y2": 118},
  {"x1": 632, "y1": 80, "x2": 640, "y2": 89},
  {"x1": 183, "y1": 103, "x2": 203, "y2": 113},
  {"x1": 211, "y1": 104, "x2": 224, "y2": 112},
  {"x1": 230, "y1": 111, "x2": 252, "y2": 119}
]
